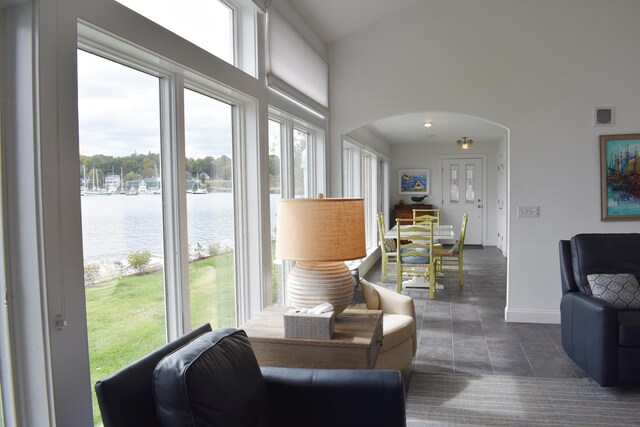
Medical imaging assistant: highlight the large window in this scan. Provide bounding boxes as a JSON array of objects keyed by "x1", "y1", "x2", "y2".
[
  {"x1": 343, "y1": 140, "x2": 388, "y2": 253},
  {"x1": 78, "y1": 50, "x2": 166, "y2": 425},
  {"x1": 268, "y1": 111, "x2": 325, "y2": 306},
  {"x1": 115, "y1": 0, "x2": 235, "y2": 64},
  {"x1": 184, "y1": 88, "x2": 236, "y2": 329}
]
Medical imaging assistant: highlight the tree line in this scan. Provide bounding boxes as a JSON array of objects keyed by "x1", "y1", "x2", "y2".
[{"x1": 79, "y1": 152, "x2": 234, "y2": 182}]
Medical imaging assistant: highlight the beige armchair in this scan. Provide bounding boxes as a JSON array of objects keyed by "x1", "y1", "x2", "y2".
[{"x1": 360, "y1": 279, "x2": 416, "y2": 370}]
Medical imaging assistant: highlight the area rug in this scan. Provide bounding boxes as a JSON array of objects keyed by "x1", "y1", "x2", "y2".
[{"x1": 406, "y1": 372, "x2": 640, "y2": 426}]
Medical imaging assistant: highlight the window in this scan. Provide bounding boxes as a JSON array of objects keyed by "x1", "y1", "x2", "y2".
[
  {"x1": 184, "y1": 88, "x2": 236, "y2": 329},
  {"x1": 343, "y1": 140, "x2": 361, "y2": 197},
  {"x1": 450, "y1": 164, "x2": 459, "y2": 203},
  {"x1": 362, "y1": 151, "x2": 378, "y2": 249},
  {"x1": 465, "y1": 164, "x2": 475, "y2": 203},
  {"x1": 268, "y1": 120, "x2": 284, "y2": 305},
  {"x1": 115, "y1": 0, "x2": 235, "y2": 64},
  {"x1": 78, "y1": 50, "x2": 166, "y2": 425},
  {"x1": 342, "y1": 140, "x2": 388, "y2": 253},
  {"x1": 293, "y1": 128, "x2": 310, "y2": 197},
  {"x1": 268, "y1": 111, "x2": 325, "y2": 306}
]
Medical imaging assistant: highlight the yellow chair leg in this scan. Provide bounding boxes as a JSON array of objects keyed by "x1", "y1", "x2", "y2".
[
  {"x1": 428, "y1": 262, "x2": 436, "y2": 300},
  {"x1": 458, "y1": 258, "x2": 463, "y2": 286}
]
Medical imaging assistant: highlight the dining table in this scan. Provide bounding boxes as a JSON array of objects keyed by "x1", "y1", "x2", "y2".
[{"x1": 384, "y1": 224, "x2": 455, "y2": 241}]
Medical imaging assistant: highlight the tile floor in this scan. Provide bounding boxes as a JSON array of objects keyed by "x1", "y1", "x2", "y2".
[{"x1": 363, "y1": 246, "x2": 588, "y2": 379}]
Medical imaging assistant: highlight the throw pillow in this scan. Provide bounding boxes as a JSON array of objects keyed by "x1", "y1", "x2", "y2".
[
  {"x1": 586, "y1": 273, "x2": 640, "y2": 310},
  {"x1": 383, "y1": 238, "x2": 397, "y2": 252},
  {"x1": 449, "y1": 240, "x2": 461, "y2": 254}
]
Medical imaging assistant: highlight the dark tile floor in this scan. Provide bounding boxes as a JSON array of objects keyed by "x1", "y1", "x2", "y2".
[{"x1": 364, "y1": 247, "x2": 588, "y2": 379}]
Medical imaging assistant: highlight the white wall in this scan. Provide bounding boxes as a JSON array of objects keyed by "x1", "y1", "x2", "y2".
[
  {"x1": 328, "y1": 0, "x2": 640, "y2": 323},
  {"x1": 390, "y1": 140, "x2": 501, "y2": 246}
]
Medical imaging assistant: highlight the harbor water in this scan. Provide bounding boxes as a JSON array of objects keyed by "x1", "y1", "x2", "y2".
[{"x1": 81, "y1": 192, "x2": 278, "y2": 263}]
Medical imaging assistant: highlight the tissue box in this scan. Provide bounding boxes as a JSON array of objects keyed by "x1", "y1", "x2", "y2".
[{"x1": 284, "y1": 309, "x2": 335, "y2": 339}]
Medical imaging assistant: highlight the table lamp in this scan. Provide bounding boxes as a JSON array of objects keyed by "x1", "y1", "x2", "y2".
[{"x1": 275, "y1": 195, "x2": 365, "y2": 315}]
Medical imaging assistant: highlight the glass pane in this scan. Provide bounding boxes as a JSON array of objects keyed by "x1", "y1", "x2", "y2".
[
  {"x1": 466, "y1": 164, "x2": 475, "y2": 203},
  {"x1": 116, "y1": 0, "x2": 234, "y2": 64},
  {"x1": 449, "y1": 165, "x2": 459, "y2": 203},
  {"x1": 184, "y1": 89, "x2": 236, "y2": 330},
  {"x1": 78, "y1": 50, "x2": 165, "y2": 426},
  {"x1": 268, "y1": 120, "x2": 284, "y2": 305},
  {"x1": 293, "y1": 129, "x2": 309, "y2": 197}
]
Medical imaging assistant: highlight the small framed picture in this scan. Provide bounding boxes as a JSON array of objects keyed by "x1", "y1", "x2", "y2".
[{"x1": 399, "y1": 169, "x2": 429, "y2": 195}]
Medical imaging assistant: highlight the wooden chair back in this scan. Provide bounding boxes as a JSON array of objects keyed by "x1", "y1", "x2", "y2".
[{"x1": 413, "y1": 208, "x2": 440, "y2": 226}]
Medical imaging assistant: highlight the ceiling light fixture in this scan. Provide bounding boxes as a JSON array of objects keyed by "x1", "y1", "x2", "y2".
[
  {"x1": 424, "y1": 122, "x2": 433, "y2": 128},
  {"x1": 457, "y1": 137, "x2": 474, "y2": 150}
]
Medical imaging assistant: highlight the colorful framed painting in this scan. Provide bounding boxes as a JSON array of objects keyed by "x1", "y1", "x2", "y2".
[
  {"x1": 600, "y1": 134, "x2": 640, "y2": 221},
  {"x1": 399, "y1": 169, "x2": 429, "y2": 195}
]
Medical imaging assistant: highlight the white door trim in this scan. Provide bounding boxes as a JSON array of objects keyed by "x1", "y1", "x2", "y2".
[{"x1": 438, "y1": 154, "x2": 488, "y2": 246}]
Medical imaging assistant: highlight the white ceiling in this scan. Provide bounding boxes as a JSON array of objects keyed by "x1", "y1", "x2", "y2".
[
  {"x1": 286, "y1": 0, "x2": 422, "y2": 44},
  {"x1": 286, "y1": 1, "x2": 506, "y2": 145},
  {"x1": 368, "y1": 112, "x2": 506, "y2": 145}
]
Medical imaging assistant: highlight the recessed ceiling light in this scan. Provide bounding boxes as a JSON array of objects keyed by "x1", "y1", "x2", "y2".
[{"x1": 424, "y1": 122, "x2": 433, "y2": 128}]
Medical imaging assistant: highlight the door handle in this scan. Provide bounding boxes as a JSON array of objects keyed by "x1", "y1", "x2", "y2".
[{"x1": 477, "y1": 205, "x2": 483, "y2": 208}]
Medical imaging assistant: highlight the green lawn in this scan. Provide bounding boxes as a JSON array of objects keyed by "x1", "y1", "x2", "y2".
[{"x1": 86, "y1": 252, "x2": 235, "y2": 426}]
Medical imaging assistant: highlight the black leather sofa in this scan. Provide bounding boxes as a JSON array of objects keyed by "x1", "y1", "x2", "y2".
[
  {"x1": 96, "y1": 325, "x2": 406, "y2": 427},
  {"x1": 559, "y1": 233, "x2": 640, "y2": 386}
]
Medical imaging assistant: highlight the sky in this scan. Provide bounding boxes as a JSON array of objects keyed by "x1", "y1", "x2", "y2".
[{"x1": 77, "y1": 0, "x2": 234, "y2": 159}]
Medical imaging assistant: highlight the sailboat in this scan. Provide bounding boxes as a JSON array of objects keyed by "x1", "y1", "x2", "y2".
[
  {"x1": 84, "y1": 168, "x2": 111, "y2": 196},
  {"x1": 152, "y1": 163, "x2": 162, "y2": 195},
  {"x1": 192, "y1": 173, "x2": 208, "y2": 194},
  {"x1": 119, "y1": 167, "x2": 126, "y2": 194}
]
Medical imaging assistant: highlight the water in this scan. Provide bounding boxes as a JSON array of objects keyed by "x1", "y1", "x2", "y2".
[{"x1": 81, "y1": 193, "x2": 279, "y2": 263}]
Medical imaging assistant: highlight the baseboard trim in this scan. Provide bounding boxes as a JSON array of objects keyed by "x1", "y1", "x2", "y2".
[{"x1": 505, "y1": 308, "x2": 560, "y2": 324}]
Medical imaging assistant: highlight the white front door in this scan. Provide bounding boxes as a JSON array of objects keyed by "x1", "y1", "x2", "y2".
[{"x1": 441, "y1": 158, "x2": 483, "y2": 245}]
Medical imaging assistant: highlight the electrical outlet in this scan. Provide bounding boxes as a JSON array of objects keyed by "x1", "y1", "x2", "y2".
[{"x1": 518, "y1": 206, "x2": 540, "y2": 218}]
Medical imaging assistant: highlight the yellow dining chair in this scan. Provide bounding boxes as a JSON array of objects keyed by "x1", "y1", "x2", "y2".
[
  {"x1": 396, "y1": 217, "x2": 438, "y2": 300},
  {"x1": 413, "y1": 208, "x2": 442, "y2": 250},
  {"x1": 433, "y1": 212, "x2": 468, "y2": 286},
  {"x1": 376, "y1": 213, "x2": 397, "y2": 281},
  {"x1": 412, "y1": 208, "x2": 440, "y2": 226}
]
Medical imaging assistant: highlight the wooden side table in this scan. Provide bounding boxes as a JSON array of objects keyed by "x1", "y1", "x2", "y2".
[{"x1": 240, "y1": 307, "x2": 383, "y2": 369}]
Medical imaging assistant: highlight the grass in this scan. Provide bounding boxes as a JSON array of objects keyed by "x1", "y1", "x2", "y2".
[{"x1": 86, "y1": 251, "x2": 235, "y2": 426}]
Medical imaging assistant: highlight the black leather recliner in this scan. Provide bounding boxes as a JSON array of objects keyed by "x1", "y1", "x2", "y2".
[
  {"x1": 559, "y1": 233, "x2": 640, "y2": 386},
  {"x1": 96, "y1": 325, "x2": 406, "y2": 427}
]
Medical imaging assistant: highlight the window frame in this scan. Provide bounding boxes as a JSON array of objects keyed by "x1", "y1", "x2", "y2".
[
  {"x1": 3, "y1": 1, "x2": 270, "y2": 424},
  {"x1": 266, "y1": 107, "x2": 326, "y2": 305},
  {"x1": 342, "y1": 137, "x2": 390, "y2": 260}
]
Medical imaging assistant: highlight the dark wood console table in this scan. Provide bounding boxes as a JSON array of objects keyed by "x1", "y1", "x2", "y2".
[{"x1": 393, "y1": 203, "x2": 433, "y2": 222}]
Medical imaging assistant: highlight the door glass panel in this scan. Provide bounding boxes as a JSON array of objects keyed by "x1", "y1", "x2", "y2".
[
  {"x1": 465, "y1": 164, "x2": 475, "y2": 203},
  {"x1": 449, "y1": 165, "x2": 459, "y2": 203},
  {"x1": 78, "y1": 50, "x2": 165, "y2": 426},
  {"x1": 115, "y1": 0, "x2": 234, "y2": 64},
  {"x1": 268, "y1": 120, "x2": 284, "y2": 305},
  {"x1": 184, "y1": 89, "x2": 236, "y2": 329},
  {"x1": 293, "y1": 129, "x2": 309, "y2": 197}
]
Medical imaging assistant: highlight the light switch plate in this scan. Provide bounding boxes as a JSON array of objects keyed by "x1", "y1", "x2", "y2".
[{"x1": 518, "y1": 206, "x2": 540, "y2": 218}]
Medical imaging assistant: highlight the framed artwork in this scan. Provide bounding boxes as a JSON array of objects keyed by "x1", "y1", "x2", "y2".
[
  {"x1": 399, "y1": 169, "x2": 429, "y2": 195},
  {"x1": 600, "y1": 134, "x2": 640, "y2": 221}
]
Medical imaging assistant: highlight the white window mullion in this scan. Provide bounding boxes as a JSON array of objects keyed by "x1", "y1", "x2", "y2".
[{"x1": 160, "y1": 74, "x2": 189, "y2": 340}]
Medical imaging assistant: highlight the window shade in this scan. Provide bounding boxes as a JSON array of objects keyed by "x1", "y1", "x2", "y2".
[{"x1": 266, "y1": 9, "x2": 329, "y2": 111}]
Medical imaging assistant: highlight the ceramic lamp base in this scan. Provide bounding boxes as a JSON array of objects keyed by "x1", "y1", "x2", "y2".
[{"x1": 287, "y1": 261, "x2": 354, "y2": 316}]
